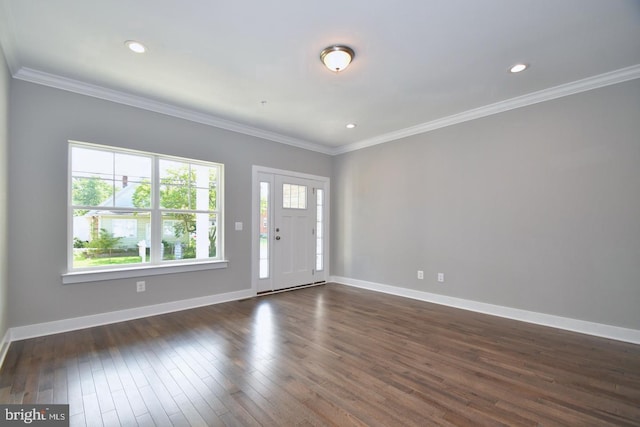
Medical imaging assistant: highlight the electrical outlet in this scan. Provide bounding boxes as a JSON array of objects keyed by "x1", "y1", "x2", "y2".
[
  {"x1": 437, "y1": 273, "x2": 445, "y2": 283},
  {"x1": 417, "y1": 270, "x2": 424, "y2": 280},
  {"x1": 136, "y1": 281, "x2": 146, "y2": 292}
]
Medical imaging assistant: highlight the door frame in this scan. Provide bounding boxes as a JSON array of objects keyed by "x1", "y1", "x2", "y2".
[{"x1": 251, "y1": 165, "x2": 330, "y2": 295}]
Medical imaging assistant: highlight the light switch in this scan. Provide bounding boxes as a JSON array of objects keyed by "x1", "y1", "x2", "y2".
[{"x1": 235, "y1": 222, "x2": 243, "y2": 231}]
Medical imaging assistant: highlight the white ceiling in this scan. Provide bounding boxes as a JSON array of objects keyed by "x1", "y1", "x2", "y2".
[{"x1": 1, "y1": 0, "x2": 639, "y2": 154}]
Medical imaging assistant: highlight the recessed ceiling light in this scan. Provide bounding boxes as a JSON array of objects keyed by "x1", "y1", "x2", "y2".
[
  {"x1": 125, "y1": 40, "x2": 146, "y2": 54},
  {"x1": 346, "y1": 123, "x2": 357, "y2": 129},
  {"x1": 509, "y1": 63, "x2": 528, "y2": 73}
]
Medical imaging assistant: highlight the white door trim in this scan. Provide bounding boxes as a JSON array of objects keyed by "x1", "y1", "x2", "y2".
[{"x1": 251, "y1": 166, "x2": 330, "y2": 295}]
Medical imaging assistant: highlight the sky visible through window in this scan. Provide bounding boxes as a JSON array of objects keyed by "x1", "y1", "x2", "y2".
[{"x1": 72, "y1": 146, "x2": 151, "y2": 182}]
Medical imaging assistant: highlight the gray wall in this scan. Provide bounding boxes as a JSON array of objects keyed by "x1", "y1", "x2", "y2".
[
  {"x1": 8, "y1": 80, "x2": 332, "y2": 327},
  {"x1": 332, "y1": 79, "x2": 640, "y2": 329},
  {"x1": 6, "y1": 73, "x2": 640, "y2": 331},
  {"x1": 0, "y1": 45, "x2": 9, "y2": 338}
]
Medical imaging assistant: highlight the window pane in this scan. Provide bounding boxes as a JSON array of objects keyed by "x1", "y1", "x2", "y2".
[
  {"x1": 282, "y1": 184, "x2": 291, "y2": 209},
  {"x1": 114, "y1": 153, "x2": 152, "y2": 185},
  {"x1": 71, "y1": 147, "x2": 114, "y2": 209},
  {"x1": 159, "y1": 161, "x2": 218, "y2": 211},
  {"x1": 72, "y1": 209, "x2": 150, "y2": 268},
  {"x1": 72, "y1": 176, "x2": 114, "y2": 209},
  {"x1": 161, "y1": 212, "x2": 218, "y2": 261},
  {"x1": 159, "y1": 160, "x2": 188, "y2": 185},
  {"x1": 207, "y1": 167, "x2": 218, "y2": 211},
  {"x1": 71, "y1": 146, "x2": 113, "y2": 179},
  {"x1": 291, "y1": 185, "x2": 299, "y2": 208},
  {"x1": 114, "y1": 153, "x2": 152, "y2": 208},
  {"x1": 209, "y1": 179, "x2": 218, "y2": 211},
  {"x1": 259, "y1": 181, "x2": 269, "y2": 279},
  {"x1": 299, "y1": 186, "x2": 307, "y2": 209},
  {"x1": 282, "y1": 183, "x2": 307, "y2": 209},
  {"x1": 316, "y1": 188, "x2": 324, "y2": 271},
  {"x1": 160, "y1": 160, "x2": 192, "y2": 210},
  {"x1": 71, "y1": 147, "x2": 152, "y2": 209},
  {"x1": 193, "y1": 164, "x2": 217, "y2": 211}
]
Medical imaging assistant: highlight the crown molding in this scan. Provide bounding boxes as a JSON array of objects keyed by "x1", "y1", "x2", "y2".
[
  {"x1": 333, "y1": 64, "x2": 640, "y2": 155},
  {"x1": 10, "y1": 63, "x2": 640, "y2": 157},
  {"x1": 12, "y1": 67, "x2": 335, "y2": 155}
]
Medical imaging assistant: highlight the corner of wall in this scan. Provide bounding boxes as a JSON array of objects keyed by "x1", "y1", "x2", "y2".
[{"x1": 0, "y1": 41, "x2": 11, "y2": 362}]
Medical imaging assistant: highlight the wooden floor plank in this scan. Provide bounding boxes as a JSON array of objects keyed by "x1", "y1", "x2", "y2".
[
  {"x1": 69, "y1": 412, "x2": 86, "y2": 427},
  {"x1": 91, "y1": 368, "x2": 116, "y2": 414},
  {"x1": 65, "y1": 358, "x2": 83, "y2": 417},
  {"x1": 99, "y1": 409, "x2": 120, "y2": 427},
  {"x1": 0, "y1": 283, "x2": 639, "y2": 426},
  {"x1": 137, "y1": 384, "x2": 173, "y2": 426},
  {"x1": 109, "y1": 388, "x2": 137, "y2": 427},
  {"x1": 171, "y1": 391, "x2": 211, "y2": 426},
  {"x1": 81, "y1": 393, "x2": 103, "y2": 427}
]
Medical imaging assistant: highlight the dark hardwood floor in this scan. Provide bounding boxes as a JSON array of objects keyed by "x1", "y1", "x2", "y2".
[{"x1": 1, "y1": 283, "x2": 639, "y2": 426}]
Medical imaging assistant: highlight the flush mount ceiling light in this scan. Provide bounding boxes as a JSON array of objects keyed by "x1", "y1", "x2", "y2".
[
  {"x1": 320, "y1": 45, "x2": 355, "y2": 72},
  {"x1": 346, "y1": 123, "x2": 357, "y2": 129},
  {"x1": 125, "y1": 40, "x2": 147, "y2": 53},
  {"x1": 509, "y1": 63, "x2": 528, "y2": 73}
]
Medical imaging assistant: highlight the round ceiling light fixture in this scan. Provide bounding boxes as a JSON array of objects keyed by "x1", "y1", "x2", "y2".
[
  {"x1": 509, "y1": 63, "x2": 528, "y2": 73},
  {"x1": 346, "y1": 123, "x2": 357, "y2": 129},
  {"x1": 125, "y1": 40, "x2": 147, "y2": 54},
  {"x1": 320, "y1": 45, "x2": 355, "y2": 72}
]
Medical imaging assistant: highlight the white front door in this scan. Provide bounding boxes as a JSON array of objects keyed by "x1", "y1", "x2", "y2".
[
  {"x1": 253, "y1": 167, "x2": 329, "y2": 293},
  {"x1": 273, "y1": 175, "x2": 315, "y2": 289}
]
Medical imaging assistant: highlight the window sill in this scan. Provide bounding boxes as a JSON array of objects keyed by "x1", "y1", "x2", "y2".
[{"x1": 62, "y1": 260, "x2": 229, "y2": 284}]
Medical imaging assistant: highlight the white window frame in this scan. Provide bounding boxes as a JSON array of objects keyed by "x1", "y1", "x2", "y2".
[{"x1": 63, "y1": 141, "x2": 227, "y2": 284}]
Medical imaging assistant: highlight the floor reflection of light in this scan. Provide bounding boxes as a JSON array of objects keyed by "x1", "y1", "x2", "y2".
[
  {"x1": 251, "y1": 302, "x2": 276, "y2": 373},
  {"x1": 313, "y1": 294, "x2": 325, "y2": 345},
  {"x1": 315, "y1": 294, "x2": 324, "y2": 320}
]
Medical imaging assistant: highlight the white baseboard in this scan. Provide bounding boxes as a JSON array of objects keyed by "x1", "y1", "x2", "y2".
[
  {"x1": 0, "y1": 328, "x2": 11, "y2": 368},
  {"x1": 9, "y1": 288, "x2": 255, "y2": 342},
  {"x1": 330, "y1": 276, "x2": 640, "y2": 345},
  {"x1": 4, "y1": 276, "x2": 638, "y2": 366}
]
